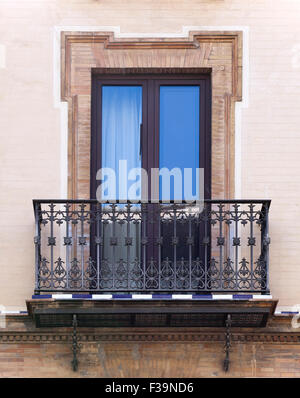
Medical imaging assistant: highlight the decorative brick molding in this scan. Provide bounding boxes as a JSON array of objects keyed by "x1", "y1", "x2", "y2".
[
  {"x1": 1, "y1": 305, "x2": 299, "y2": 346},
  {"x1": 0, "y1": 331, "x2": 300, "y2": 344},
  {"x1": 60, "y1": 30, "x2": 242, "y2": 199}
]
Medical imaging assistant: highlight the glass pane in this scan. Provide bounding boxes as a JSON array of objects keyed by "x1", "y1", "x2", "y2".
[
  {"x1": 159, "y1": 85, "x2": 200, "y2": 201},
  {"x1": 101, "y1": 85, "x2": 142, "y2": 201},
  {"x1": 101, "y1": 86, "x2": 142, "y2": 277}
]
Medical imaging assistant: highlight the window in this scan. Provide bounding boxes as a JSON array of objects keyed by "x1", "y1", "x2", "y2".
[
  {"x1": 91, "y1": 73, "x2": 211, "y2": 289},
  {"x1": 91, "y1": 73, "x2": 211, "y2": 202}
]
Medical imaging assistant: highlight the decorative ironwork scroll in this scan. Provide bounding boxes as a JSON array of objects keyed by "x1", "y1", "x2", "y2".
[{"x1": 33, "y1": 199, "x2": 270, "y2": 294}]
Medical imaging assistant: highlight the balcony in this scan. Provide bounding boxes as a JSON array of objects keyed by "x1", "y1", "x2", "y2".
[
  {"x1": 33, "y1": 199, "x2": 270, "y2": 295},
  {"x1": 31, "y1": 198, "x2": 273, "y2": 371}
]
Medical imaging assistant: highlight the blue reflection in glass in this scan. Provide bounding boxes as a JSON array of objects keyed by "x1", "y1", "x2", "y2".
[{"x1": 159, "y1": 86, "x2": 200, "y2": 201}]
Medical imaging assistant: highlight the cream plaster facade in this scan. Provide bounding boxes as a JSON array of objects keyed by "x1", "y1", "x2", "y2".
[{"x1": 0, "y1": 0, "x2": 300, "y2": 311}]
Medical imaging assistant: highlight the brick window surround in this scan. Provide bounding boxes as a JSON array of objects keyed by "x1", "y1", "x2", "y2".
[{"x1": 60, "y1": 30, "x2": 242, "y2": 199}]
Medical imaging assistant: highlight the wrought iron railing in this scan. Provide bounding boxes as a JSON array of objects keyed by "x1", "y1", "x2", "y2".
[{"x1": 33, "y1": 199, "x2": 270, "y2": 294}]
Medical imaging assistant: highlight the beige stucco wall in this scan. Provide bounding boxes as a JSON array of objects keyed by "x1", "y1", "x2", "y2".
[{"x1": 0, "y1": 0, "x2": 300, "y2": 310}]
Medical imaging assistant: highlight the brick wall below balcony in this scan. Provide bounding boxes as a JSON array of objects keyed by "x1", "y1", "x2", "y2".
[{"x1": 0, "y1": 341, "x2": 300, "y2": 377}]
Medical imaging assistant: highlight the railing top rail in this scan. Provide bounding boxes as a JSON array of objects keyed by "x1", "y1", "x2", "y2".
[
  {"x1": 33, "y1": 199, "x2": 271, "y2": 221},
  {"x1": 33, "y1": 198, "x2": 271, "y2": 205}
]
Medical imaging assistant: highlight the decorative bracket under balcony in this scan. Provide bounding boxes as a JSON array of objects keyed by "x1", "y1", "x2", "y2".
[
  {"x1": 71, "y1": 314, "x2": 80, "y2": 371},
  {"x1": 223, "y1": 314, "x2": 232, "y2": 372}
]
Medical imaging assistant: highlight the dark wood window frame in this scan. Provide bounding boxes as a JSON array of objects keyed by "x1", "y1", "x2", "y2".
[{"x1": 90, "y1": 73, "x2": 212, "y2": 201}]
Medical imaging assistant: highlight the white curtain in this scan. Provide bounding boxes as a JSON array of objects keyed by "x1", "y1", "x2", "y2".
[
  {"x1": 101, "y1": 86, "x2": 142, "y2": 267},
  {"x1": 102, "y1": 85, "x2": 142, "y2": 201}
]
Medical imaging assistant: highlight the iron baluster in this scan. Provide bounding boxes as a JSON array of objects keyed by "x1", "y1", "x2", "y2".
[
  {"x1": 81, "y1": 204, "x2": 85, "y2": 290},
  {"x1": 234, "y1": 203, "x2": 239, "y2": 290},
  {"x1": 173, "y1": 205, "x2": 177, "y2": 290},
  {"x1": 158, "y1": 204, "x2": 162, "y2": 290},
  {"x1": 34, "y1": 201, "x2": 41, "y2": 294},
  {"x1": 262, "y1": 201, "x2": 270, "y2": 293},
  {"x1": 204, "y1": 203, "x2": 208, "y2": 291},
  {"x1": 219, "y1": 204, "x2": 224, "y2": 289},
  {"x1": 142, "y1": 205, "x2": 147, "y2": 290},
  {"x1": 65, "y1": 204, "x2": 70, "y2": 290},
  {"x1": 112, "y1": 204, "x2": 116, "y2": 290},
  {"x1": 188, "y1": 207, "x2": 192, "y2": 290},
  {"x1": 249, "y1": 204, "x2": 254, "y2": 290},
  {"x1": 49, "y1": 203, "x2": 54, "y2": 290},
  {"x1": 96, "y1": 203, "x2": 101, "y2": 291},
  {"x1": 126, "y1": 203, "x2": 131, "y2": 289}
]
